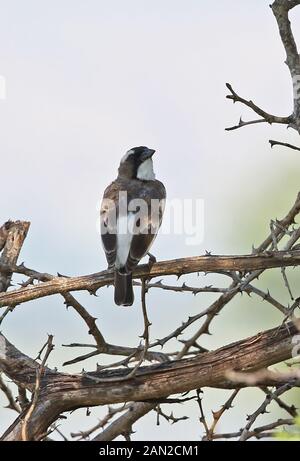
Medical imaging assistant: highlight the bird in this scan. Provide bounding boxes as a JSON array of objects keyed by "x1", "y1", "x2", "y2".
[{"x1": 100, "y1": 146, "x2": 166, "y2": 306}]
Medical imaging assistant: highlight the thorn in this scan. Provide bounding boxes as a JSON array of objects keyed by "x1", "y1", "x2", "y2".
[
  {"x1": 88, "y1": 288, "x2": 98, "y2": 296},
  {"x1": 252, "y1": 245, "x2": 258, "y2": 254}
]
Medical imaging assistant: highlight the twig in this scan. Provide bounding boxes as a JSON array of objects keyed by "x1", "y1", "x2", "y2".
[
  {"x1": 53, "y1": 427, "x2": 68, "y2": 441},
  {"x1": 256, "y1": 192, "x2": 300, "y2": 253},
  {"x1": 71, "y1": 403, "x2": 131, "y2": 439},
  {"x1": 260, "y1": 386, "x2": 298, "y2": 417},
  {"x1": 283, "y1": 297, "x2": 300, "y2": 322},
  {"x1": 269, "y1": 140, "x2": 300, "y2": 151},
  {"x1": 62, "y1": 343, "x2": 168, "y2": 367},
  {"x1": 95, "y1": 351, "x2": 138, "y2": 372},
  {"x1": 155, "y1": 405, "x2": 188, "y2": 426},
  {"x1": 245, "y1": 285, "x2": 288, "y2": 315},
  {"x1": 0, "y1": 305, "x2": 19, "y2": 325},
  {"x1": 0, "y1": 373, "x2": 21, "y2": 413},
  {"x1": 203, "y1": 389, "x2": 240, "y2": 441},
  {"x1": 225, "y1": 117, "x2": 268, "y2": 131},
  {"x1": 212, "y1": 418, "x2": 294, "y2": 440},
  {"x1": 84, "y1": 279, "x2": 151, "y2": 383},
  {"x1": 62, "y1": 292, "x2": 106, "y2": 351},
  {"x1": 225, "y1": 83, "x2": 291, "y2": 130},
  {"x1": 196, "y1": 389, "x2": 210, "y2": 437},
  {"x1": 134, "y1": 279, "x2": 228, "y2": 295},
  {"x1": 21, "y1": 335, "x2": 54, "y2": 441},
  {"x1": 239, "y1": 383, "x2": 292, "y2": 441},
  {"x1": 270, "y1": 220, "x2": 294, "y2": 300},
  {"x1": 93, "y1": 403, "x2": 154, "y2": 441}
]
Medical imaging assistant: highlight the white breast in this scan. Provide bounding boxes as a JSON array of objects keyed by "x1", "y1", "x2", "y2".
[{"x1": 137, "y1": 158, "x2": 155, "y2": 180}]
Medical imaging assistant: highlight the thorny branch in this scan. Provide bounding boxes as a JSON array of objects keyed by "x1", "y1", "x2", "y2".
[
  {"x1": 0, "y1": 374, "x2": 20, "y2": 413},
  {"x1": 269, "y1": 139, "x2": 300, "y2": 151},
  {"x1": 0, "y1": 322, "x2": 298, "y2": 440},
  {"x1": 239, "y1": 383, "x2": 293, "y2": 441},
  {"x1": 211, "y1": 418, "x2": 294, "y2": 440},
  {"x1": 1, "y1": 0, "x2": 300, "y2": 442},
  {"x1": 83, "y1": 278, "x2": 152, "y2": 383},
  {"x1": 1, "y1": 186, "x2": 300, "y2": 440},
  {"x1": 202, "y1": 389, "x2": 240, "y2": 441},
  {"x1": 225, "y1": 83, "x2": 291, "y2": 131},
  {"x1": 21, "y1": 335, "x2": 54, "y2": 441},
  {"x1": 226, "y1": 0, "x2": 300, "y2": 136},
  {"x1": 71, "y1": 403, "x2": 132, "y2": 440}
]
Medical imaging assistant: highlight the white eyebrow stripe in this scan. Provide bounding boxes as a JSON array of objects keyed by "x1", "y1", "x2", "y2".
[{"x1": 121, "y1": 149, "x2": 134, "y2": 163}]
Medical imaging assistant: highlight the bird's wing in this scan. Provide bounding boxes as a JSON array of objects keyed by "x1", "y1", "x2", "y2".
[
  {"x1": 125, "y1": 180, "x2": 166, "y2": 272},
  {"x1": 100, "y1": 182, "x2": 119, "y2": 268}
]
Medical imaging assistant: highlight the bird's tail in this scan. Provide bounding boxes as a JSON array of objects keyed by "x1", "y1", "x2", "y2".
[{"x1": 114, "y1": 271, "x2": 134, "y2": 306}]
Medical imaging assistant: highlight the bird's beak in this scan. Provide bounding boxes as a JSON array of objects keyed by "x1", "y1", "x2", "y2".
[{"x1": 142, "y1": 148, "x2": 156, "y2": 161}]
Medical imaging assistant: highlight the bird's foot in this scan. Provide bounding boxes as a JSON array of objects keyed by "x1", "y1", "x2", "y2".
[{"x1": 147, "y1": 252, "x2": 156, "y2": 271}]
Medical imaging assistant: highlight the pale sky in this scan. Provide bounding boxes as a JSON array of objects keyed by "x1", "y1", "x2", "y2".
[{"x1": 0, "y1": 0, "x2": 299, "y2": 440}]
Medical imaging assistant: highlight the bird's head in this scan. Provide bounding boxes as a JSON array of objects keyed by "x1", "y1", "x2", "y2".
[{"x1": 118, "y1": 146, "x2": 156, "y2": 180}]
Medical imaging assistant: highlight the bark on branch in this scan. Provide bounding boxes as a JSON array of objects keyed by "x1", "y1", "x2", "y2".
[
  {"x1": 1, "y1": 250, "x2": 300, "y2": 309},
  {"x1": 0, "y1": 322, "x2": 297, "y2": 440},
  {"x1": 271, "y1": 0, "x2": 300, "y2": 129},
  {"x1": 0, "y1": 221, "x2": 30, "y2": 292}
]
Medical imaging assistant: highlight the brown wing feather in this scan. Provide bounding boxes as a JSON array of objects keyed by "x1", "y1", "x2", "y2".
[
  {"x1": 100, "y1": 178, "x2": 166, "y2": 271},
  {"x1": 125, "y1": 183, "x2": 165, "y2": 272},
  {"x1": 100, "y1": 182, "x2": 120, "y2": 268}
]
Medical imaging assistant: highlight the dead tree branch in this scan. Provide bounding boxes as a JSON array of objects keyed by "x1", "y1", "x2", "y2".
[
  {"x1": 0, "y1": 322, "x2": 297, "y2": 440},
  {"x1": 269, "y1": 139, "x2": 300, "y2": 151},
  {"x1": 226, "y1": 0, "x2": 300, "y2": 137},
  {"x1": 21, "y1": 335, "x2": 54, "y2": 441},
  {"x1": 225, "y1": 83, "x2": 291, "y2": 131},
  {"x1": 212, "y1": 418, "x2": 294, "y2": 440},
  {"x1": 239, "y1": 383, "x2": 293, "y2": 441},
  {"x1": 0, "y1": 221, "x2": 30, "y2": 292},
  {"x1": 0, "y1": 373, "x2": 21, "y2": 413},
  {"x1": 202, "y1": 389, "x2": 240, "y2": 441},
  {"x1": 2, "y1": 250, "x2": 300, "y2": 309}
]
